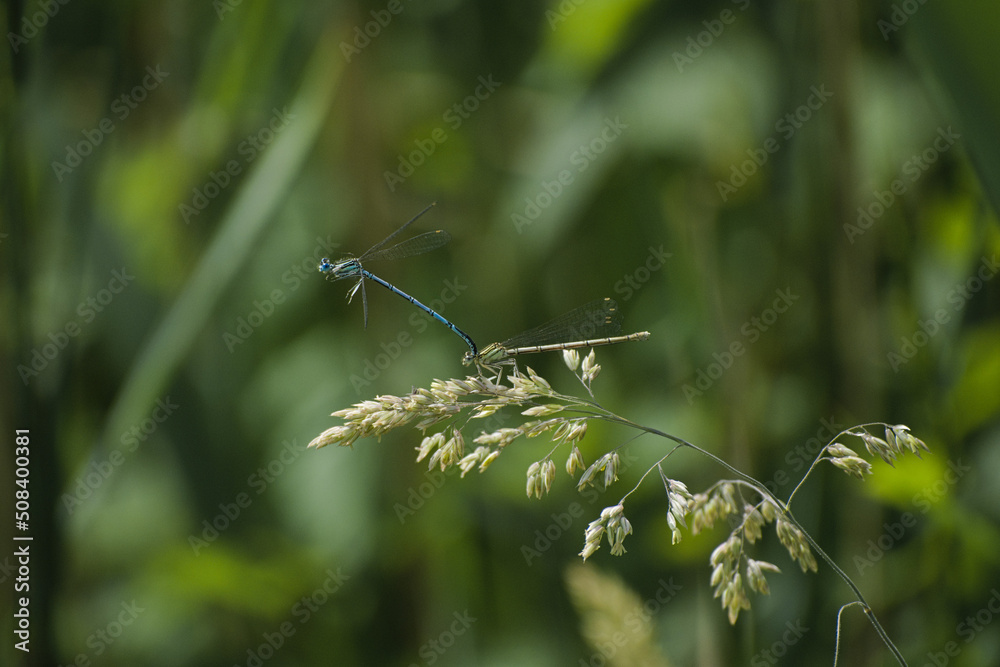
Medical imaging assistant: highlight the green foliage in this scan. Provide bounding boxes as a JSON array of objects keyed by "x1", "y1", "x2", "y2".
[{"x1": 4, "y1": 1, "x2": 1000, "y2": 666}]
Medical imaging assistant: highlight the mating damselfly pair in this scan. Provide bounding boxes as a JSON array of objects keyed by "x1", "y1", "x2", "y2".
[{"x1": 319, "y1": 205, "x2": 650, "y2": 372}]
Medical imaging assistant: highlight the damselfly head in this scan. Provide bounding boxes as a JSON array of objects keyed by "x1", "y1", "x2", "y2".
[
  {"x1": 319, "y1": 256, "x2": 363, "y2": 282},
  {"x1": 461, "y1": 351, "x2": 476, "y2": 366}
]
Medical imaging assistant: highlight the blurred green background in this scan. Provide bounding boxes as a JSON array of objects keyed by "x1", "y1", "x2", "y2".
[{"x1": 3, "y1": 1, "x2": 1000, "y2": 665}]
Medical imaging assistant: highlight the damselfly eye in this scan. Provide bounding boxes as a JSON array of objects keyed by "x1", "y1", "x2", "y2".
[{"x1": 318, "y1": 206, "x2": 478, "y2": 357}]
